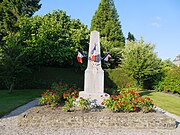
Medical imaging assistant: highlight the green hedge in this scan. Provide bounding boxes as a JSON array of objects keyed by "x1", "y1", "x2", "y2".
[
  {"x1": 104, "y1": 68, "x2": 134, "y2": 88},
  {"x1": 0, "y1": 67, "x2": 134, "y2": 90},
  {"x1": 153, "y1": 67, "x2": 180, "y2": 94}
]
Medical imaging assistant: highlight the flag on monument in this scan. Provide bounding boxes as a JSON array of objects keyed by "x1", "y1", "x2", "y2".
[
  {"x1": 91, "y1": 45, "x2": 96, "y2": 61},
  {"x1": 102, "y1": 53, "x2": 112, "y2": 61},
  {"x1": 77, "y1": 51, "x2": 86, "y2": 63},
  {"x1": 79, "y1": 50, "x2": 86, "y2": 58}
]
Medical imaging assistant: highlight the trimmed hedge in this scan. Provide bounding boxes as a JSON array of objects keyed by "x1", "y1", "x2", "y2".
[
  {"x1": 104, "y1": 68, "x2": 134, "y2": 89},
  {"x1": 153, "y1": 67, "x2": 180, "y2": 94},
  {"x1": 0, "y1": 67, "x2": 134, "y2": 90}
]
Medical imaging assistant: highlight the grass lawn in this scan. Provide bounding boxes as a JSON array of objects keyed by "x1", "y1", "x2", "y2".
[
  {"x1": 0, "y1": 89, "x2": 44, "y2": 118},
  {"x1": 139, "y1": 90, "x2": 180, "y2": 116}
]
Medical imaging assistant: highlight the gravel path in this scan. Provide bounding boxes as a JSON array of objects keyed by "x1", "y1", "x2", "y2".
[{"x1": 0, "y1": 99, "x2": 180, "y2": 135}]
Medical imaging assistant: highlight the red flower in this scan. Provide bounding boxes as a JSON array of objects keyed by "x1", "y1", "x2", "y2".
[
  {"x1": 118, "y1": 95, "x2": 122, "y2": 98},
  {"x1": 135, "y1": 98, "x2": 138, "y2": 103},
  {"x1": 47, "y1": 100, "x2": 50, "y2": 103},
  {"x1": 105, "y1": 93, "x2": 108, "y2": 97},
  {"x1": 69, "y1": 87, "x2": 73, "y2": 90},
  {"x1": 129, "y1": 90, "x2": 133, "y2": 94},
  {"x1": 141, "y1": 99, "x2": 144, "y2": 102},
  {"x1": 111, "y1": 95, "x2": 116, "y2": 100},
  {"x1": 118, "y1": 102, "x2": 122, "y2": 107},
  {"x1": 68, "y1": 91, "x2": 71, "y2": 95},
  {"x1": 63, "y1": 93, "x2": 67, "y2": 97},
  {"x1": 41, "y1": 93, "x2": 46, "y2": 97},
  {"x1": 73, "y1": 96, "x2": 77, "y2": 99},
  {"x1": 135, "y1": 93, "x2": 139, "y2": 97},
  {"x1": 101, "y1": 102, "x2": 104, "y2": 105},
  {"x1": 126, "y1": 86, "x2": 129, "y2": 88},
  {"x1": 124, "y1": 94, "x2": 127, "y2": 97},
  {"x1": 52, "y1": 90, "x2": 56, "y2": 94},
  {"x1": 134, "y1": 105, "x2": 137, "y2": 111},
  {"x1": 47, "y1": 89, "x2": 50, "y2": 92},
  {"x1": 74, "y1": 90, "x2": 79, "y2": 95}
]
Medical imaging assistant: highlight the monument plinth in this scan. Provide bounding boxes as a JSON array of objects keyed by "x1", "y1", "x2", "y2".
[{"x1": 79, "y1": 31, "x2": 109, "y2": 105}]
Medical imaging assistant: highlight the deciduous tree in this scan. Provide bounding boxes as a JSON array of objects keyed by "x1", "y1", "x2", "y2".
[{"x1": 121, "y1": 38, "x2": 163, "y2": 87}]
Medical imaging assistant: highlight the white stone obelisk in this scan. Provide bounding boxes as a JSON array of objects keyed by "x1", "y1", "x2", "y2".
[{"x1": 79, "y1": 30, "x2": 109, "y2": 105}]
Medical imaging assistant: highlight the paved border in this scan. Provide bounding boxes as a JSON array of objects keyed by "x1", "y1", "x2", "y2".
[{"x1": 2, "y1": 98, "x2": 40, "y2": 118}]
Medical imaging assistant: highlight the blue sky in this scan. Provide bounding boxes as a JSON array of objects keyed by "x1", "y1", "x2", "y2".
[{"x1": 34, "y1": 0, "x2": 180, "y2": 61}]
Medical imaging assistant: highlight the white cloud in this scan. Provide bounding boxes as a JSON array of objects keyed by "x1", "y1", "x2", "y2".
[
  {"x1": 152, "y1": 22, "x2": 160, "y2": 28},
  {"x1": 151, "y1": 16, "x2": 162, "y2": 28},
  {"x1": 156, "y1": 16, "x2": 162, "y2": 21}
]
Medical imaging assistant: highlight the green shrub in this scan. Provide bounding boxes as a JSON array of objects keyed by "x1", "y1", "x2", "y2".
[
  {"x1": 154, "y1": 67, "x2": 180, "y2": 94},
  {"x1": 104, "y1": 68, "x2": 135, "y2": 89}
]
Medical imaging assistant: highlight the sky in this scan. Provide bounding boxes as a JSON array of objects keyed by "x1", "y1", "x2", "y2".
[{"x1": 34, "y1": 0, "x2": 180, "y2": 61}]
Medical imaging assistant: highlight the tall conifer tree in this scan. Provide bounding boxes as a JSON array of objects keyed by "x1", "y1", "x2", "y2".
[
  {"x1": 90, "y1": 0, "x2": 124, "y2": 68},
  {"x1": 127, "y1": 32, "x2": 135, "y2": 41},
  {"x1": 91, "y1": 0, "x2": 125, "y2": 49}
]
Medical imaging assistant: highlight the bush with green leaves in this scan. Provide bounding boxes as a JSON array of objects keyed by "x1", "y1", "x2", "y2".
[
  {"x1": 104, "y1": 68, "x2": 135, "y2": 89},
  {"x1": 77, "y1": 97, "x2": 91, "y2": 112},
  {"x1": 0, "y1": 36, "x2": 31, "y2": 93},
  {"x1": 120, "y1": 38, "x2": 163, "y2": 88},
  {"x1": 16, "y1": 10, "x2": 89, "y2": 67},
  {"x1": 153, "y1": 67, "x2": 180, "y2": 94}
]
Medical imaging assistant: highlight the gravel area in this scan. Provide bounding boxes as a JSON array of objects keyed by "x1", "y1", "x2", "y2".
[{"x1": 0, "y1": 99, "x2": 180, "y2": 135}]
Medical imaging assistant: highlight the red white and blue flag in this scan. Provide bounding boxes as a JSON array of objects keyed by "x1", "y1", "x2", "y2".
[
  {"x1": 102, "y1": 53, "x2": 112, "y2": 61},
  {"x1": 91, "y1": 45, "x2": 96, "y2": 61},
  {"x1": 77, "y1": 50, "x2": 86, "y2": 63}
]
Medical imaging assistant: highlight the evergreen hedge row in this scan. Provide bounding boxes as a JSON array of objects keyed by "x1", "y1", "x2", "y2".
[{"x1": 0, "y1": 67, "x2": 134, "y2": 90}]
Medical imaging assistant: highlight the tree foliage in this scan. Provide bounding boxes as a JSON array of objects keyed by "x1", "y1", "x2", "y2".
[
  {"x1": 121, "y1": 38, "x2": 163, "y2": 87},
  {"x1": 10, "y1": 10, "x2": 89, "y2": 67},
  {"x1": 127, "y1": 32, "x2": 135, "y2": 41},
  {"x1": 91, "y1": 0, "x2": 124, "y2": 47},
  {"x1": 0, "y1": 0, "x2": 41, "y2": 46},
  {"x1": 90, "y1": 0, "x2": 125, "y2": 68},
  {"x1": 0, "y1": 35, "x2": 30, "y2": 93},
  {"x1": 153, "y1": 66, "x2": 180, "y2": 94}
]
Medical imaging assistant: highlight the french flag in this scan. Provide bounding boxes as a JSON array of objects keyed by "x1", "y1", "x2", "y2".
[
  {"x1": 102, "y1": 53, "x2": 112, "y2": 61},
  {"x1": 77, "y1": 50, "x2": 86, "y2": 63},
  {"x1": 91, "y1": 45, "x2": 96, "y2": 61}
]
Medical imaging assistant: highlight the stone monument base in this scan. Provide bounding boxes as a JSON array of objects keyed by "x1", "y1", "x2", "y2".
[{"x1": 79, "y1": 91, "x2": 109, "y2": 105}]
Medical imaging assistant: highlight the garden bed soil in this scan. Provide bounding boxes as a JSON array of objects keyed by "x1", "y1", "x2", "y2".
[{"x1": 18, "y1": 105, "x2": 176, "y2": 129}]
